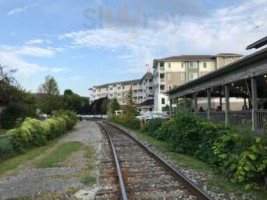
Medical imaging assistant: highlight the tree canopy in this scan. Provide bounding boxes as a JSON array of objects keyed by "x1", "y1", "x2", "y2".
[{"x1": 37, "y1": 76, "x2": 61, "y2": 114}]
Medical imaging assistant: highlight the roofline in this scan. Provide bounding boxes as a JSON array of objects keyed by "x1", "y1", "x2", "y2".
[
  {"x1": 246, "y1": 36, "x2": 267, "y2": 50},
  {"x1": 153, "y1": 54, "x2": 243, "y2": 68},
  {"x1": 90, "y1": 79, "x2": 142, "y2": 89},
  {"x1": 167, "y1": 47, "x2": 267, "y2": 95}
]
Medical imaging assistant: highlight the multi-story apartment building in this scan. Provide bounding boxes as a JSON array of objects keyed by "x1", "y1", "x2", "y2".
[
  {"x1": 89, "y1": 71, "x2": 153, "y2": 106},
  {"x1": 153, "y1": 54, "x2": 243, "y2": 112}
]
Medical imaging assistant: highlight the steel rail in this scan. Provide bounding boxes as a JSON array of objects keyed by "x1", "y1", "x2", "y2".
[
  {"x1": 97, "y1": 122, "x2": 128, "y2": 200},
  {"x1": 105, "y1": 121, "x2": 213, "y2": 200}
]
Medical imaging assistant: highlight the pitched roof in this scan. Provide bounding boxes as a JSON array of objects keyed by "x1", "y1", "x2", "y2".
[
  {"x1": 246, "y1": 36, "x2": 267, "y2": 50},
  {"x1": 141, "y1": 72, "x2": 153, "y2": 80},
  {"x1": 138, "y1": 99, "x2": 154, "y2": 107},
  {"x1": 156, "y1": 55, "x2": 215, "y2": 62}
]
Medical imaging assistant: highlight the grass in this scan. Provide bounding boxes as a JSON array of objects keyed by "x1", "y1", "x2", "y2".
[
  {"x1": 0, "y1": 139, "x2": 59, "y2": 177},
  {"x1": 37, "y1": 142, "x2": 83, "y2": 168},
  {"x1": 0, "y1": 129, "x2": 8, "y2": 135},
  {"x1": 81, "y1": 175, "x2": 96, "y2": 186}
]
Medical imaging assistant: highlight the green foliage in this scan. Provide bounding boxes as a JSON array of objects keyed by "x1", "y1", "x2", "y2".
[
  {"x1": 109, "y1": 98, "x2": 120, "y2": 114},
  {"x1": 8, "y1": 110, "x2": 77, "y2": 152},
  {"x1": 37, "y1": 76, "x2": 62, "y2": 114},
  {"x1": 125, "y1": 86, "x2": 138, "y2": 115},
  {"x1": 109, "y1": 114, "x2": 141, "y2": 130},
  {"x1": 1, "y1": 102, "x2": 37, "y2": 129},
  {"x1": 101, "y1": 98, "x2": 110, "y2": 114},
  {"x1": 63, "y1": 89, "x2": 84, "y2": 113},
  {"x1": 143, "y1": 113, "x2": 267, "y2": 190},
  {"x1": 141, "y1": 118, "x2": 164, "y2": 136},
  {"x1": 213, "y1": 129, "x2": 267, "y2": 189}
]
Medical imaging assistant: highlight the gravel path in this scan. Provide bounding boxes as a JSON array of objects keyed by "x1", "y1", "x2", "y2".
[{"x1": 0, "y1": 121, "x2": 102, "y2": 200}]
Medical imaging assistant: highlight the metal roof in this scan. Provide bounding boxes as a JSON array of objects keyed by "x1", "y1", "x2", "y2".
[{"x1": 246, "y1": 36, "x2": 267, "y2": 50}]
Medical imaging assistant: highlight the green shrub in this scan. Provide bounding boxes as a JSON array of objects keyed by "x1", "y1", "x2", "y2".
[
  {"x1": 109, "y1": 114, "x2": 140, "y2": 130},
  {"x1": 213, "y1": 128, "x2": 267, "y2": 189},
  {"x1": 1, "y1": 102, "x2": 37, "y2": 129},
  {"x1": 147, "y1": 113, "x2": 267, "y2": 189},
  {"x1": 141, "y1": 118, "x2": 164, "y2": 136},
  {"x1": 8, "y1": 110, "x2": 77, "y2": 152}
]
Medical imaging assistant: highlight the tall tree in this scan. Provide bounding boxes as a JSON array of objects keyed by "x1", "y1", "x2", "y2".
[
  {"x1": 101, "y1": 98, "x2": 110, "y2": 114},
  {"x1": 109, "y1": 98, "x2": 120, "y2": 114},
  {"x1": 63, "y1": 89, "x2": 83, "y2": 112},
  {"x1": 125, "y1": 86, "x2": 137, "y2": 115},
  {"x1": 37, "y1": 76, "x2": 61, "y2": 114}
]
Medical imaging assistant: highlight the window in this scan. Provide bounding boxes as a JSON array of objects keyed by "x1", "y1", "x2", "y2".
[
  {"x1": 181, "y1": 62, "x2": 184, "y2": 68},
  {"x1": 189, "y1": 73, "x2": 198, "y2": 80},
  {"x1": 168, "y1": 63, "x2": 171, "y2": 69},
  {"x1": 110, "y1": 88, "x2": 113, "y2": 91},
  {"x1": 167, "y1": 73, "x2": 172, "y2": 81},
  {"x1": 118, "y1": 87, "x2": 121, "y2": 90},
  {"x1": 203, "y1": 62, "x2": 207, "y2": 68},
  {"x1": 122, "y1": 86, "x2": 125, "y2": 89},
  {"x1": 181, "y1": 73, "x2": 185, "y2": 81},
  {"x1": 149, "y1": 87, "x2": 152, "y2": 90},
  {"x1": 161, "y1": 98, "x2": 165, "y2": 104},
  {"x1": 189, "y1": 62, "x2": 198, "y2": 68},
  {"x1": 98, "y1": 89, "x2": 100, "y2": 92}
]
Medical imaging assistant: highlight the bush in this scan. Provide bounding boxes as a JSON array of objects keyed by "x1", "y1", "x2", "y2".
[
  {"x1": 1, "y1": 102, "x2": 37, "y2": 129},
  {"x1": 148, "y1": 113, "x2": 267, "y2": 190},
  {"x1": 109, "y1": 114, "x2": 140, "y2": 130},
  {"x1": 213, "y1": 128, "x2": 267, "y2": 189},
  {"x1": 8, "y1": 110, "x2": 77, "y2": 152},
  {"x1": 141, "y1": 118, "x2": 164, "y2": 136}
]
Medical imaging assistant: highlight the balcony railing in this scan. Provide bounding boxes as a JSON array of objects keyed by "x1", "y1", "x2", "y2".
[{"x1": 194, "y1": 110, "x2": 267, "y2": 133}]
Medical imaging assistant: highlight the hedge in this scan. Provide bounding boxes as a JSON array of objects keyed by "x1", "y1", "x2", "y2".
[
  {"x1": 8, "y1": 110, "x2": 77, "y2": 152},
  {"x1": 109, "y1": 114, "x2": 141, "y2": 130},
  {"x1": 142, "y1": 113, "x2": 267, "y2": 190}
]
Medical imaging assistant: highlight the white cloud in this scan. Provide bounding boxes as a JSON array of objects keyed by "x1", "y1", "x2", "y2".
[
  {"x1": 25, "y1": 39, "x2": 52, "y2": 45},
  {"x1": 62, "y1": 0, "x2": 267, "y2": 74},
  {"x1": 0, "y1": 45, "x2": 55, "y2": 57},
  {"x1": 0, "y1": 46, "x2": 67, "y2": 77},
  {"x1": 7, "y1": 3, "x2": 38, "y2": 16}
]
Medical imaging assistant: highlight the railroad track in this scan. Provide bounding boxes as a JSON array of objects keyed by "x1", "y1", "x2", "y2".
[{"x1": 96, "y1": 121, "x2": 212, "y2": 200}]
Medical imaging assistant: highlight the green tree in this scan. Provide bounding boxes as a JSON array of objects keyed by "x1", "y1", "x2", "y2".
[
  {"x1": 109, "y1": 98, "x2": 120, "y2": 114},
  {"x1": 101, "y1": 98, "x2": 110, "y2": 114},
  {"x1": 0, "y1": 66, "x2": 37, "y2": 128},
  {"x1": 125, "y1": 86, "x2": 137, "y2": 115},
  {"x1": 37, "y1": 76, "x2": 61, "y2": 114},
  {"x1": 63, "y1": 89, "x2": 83, "y2": 112}
]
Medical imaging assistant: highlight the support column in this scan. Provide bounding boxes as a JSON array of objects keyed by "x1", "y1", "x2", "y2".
[
  {"x1": 225, "y1": 84, "x2": 230, "y2": 126},
  {"x1": 251, "y1": 78, "x2": 258, "y2": 131},
  {"x1": 183, "y1": 96, "x2": 186, "y2": 112},
  {"x1": 176, "y1": 98, "x2": 179, "y2": 113},
  {"x1": 170, "y1": 99, "x2": 173, "y2": 115},
  {"x1": 207, "y1": 89, "x2": 211, "y2": 120},
  {"x1": 193, "y1": 93, "x2": 198, "y2": 114}
]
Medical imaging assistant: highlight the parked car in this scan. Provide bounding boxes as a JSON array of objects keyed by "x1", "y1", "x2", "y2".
[{"x1": 140, "y1": 112, "x2": 169, "y2": 123}]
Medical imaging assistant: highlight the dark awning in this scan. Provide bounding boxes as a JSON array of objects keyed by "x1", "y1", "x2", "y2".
[{"x1": 246, "y1": 36, "x2": 267, "y2": 50}]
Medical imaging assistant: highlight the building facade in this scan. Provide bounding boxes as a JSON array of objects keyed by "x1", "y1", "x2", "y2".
[
  {"x1": 89, "y1": 71, "x2": 153, "y2": 106},
  {"x1": 153, "y1": 54, "x2": 243, "y2": 112}
]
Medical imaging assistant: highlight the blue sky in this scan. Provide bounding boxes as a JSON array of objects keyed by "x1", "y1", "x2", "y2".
[{"x1": 0, "y1": 0, "x2": 266, "y2": 96}]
